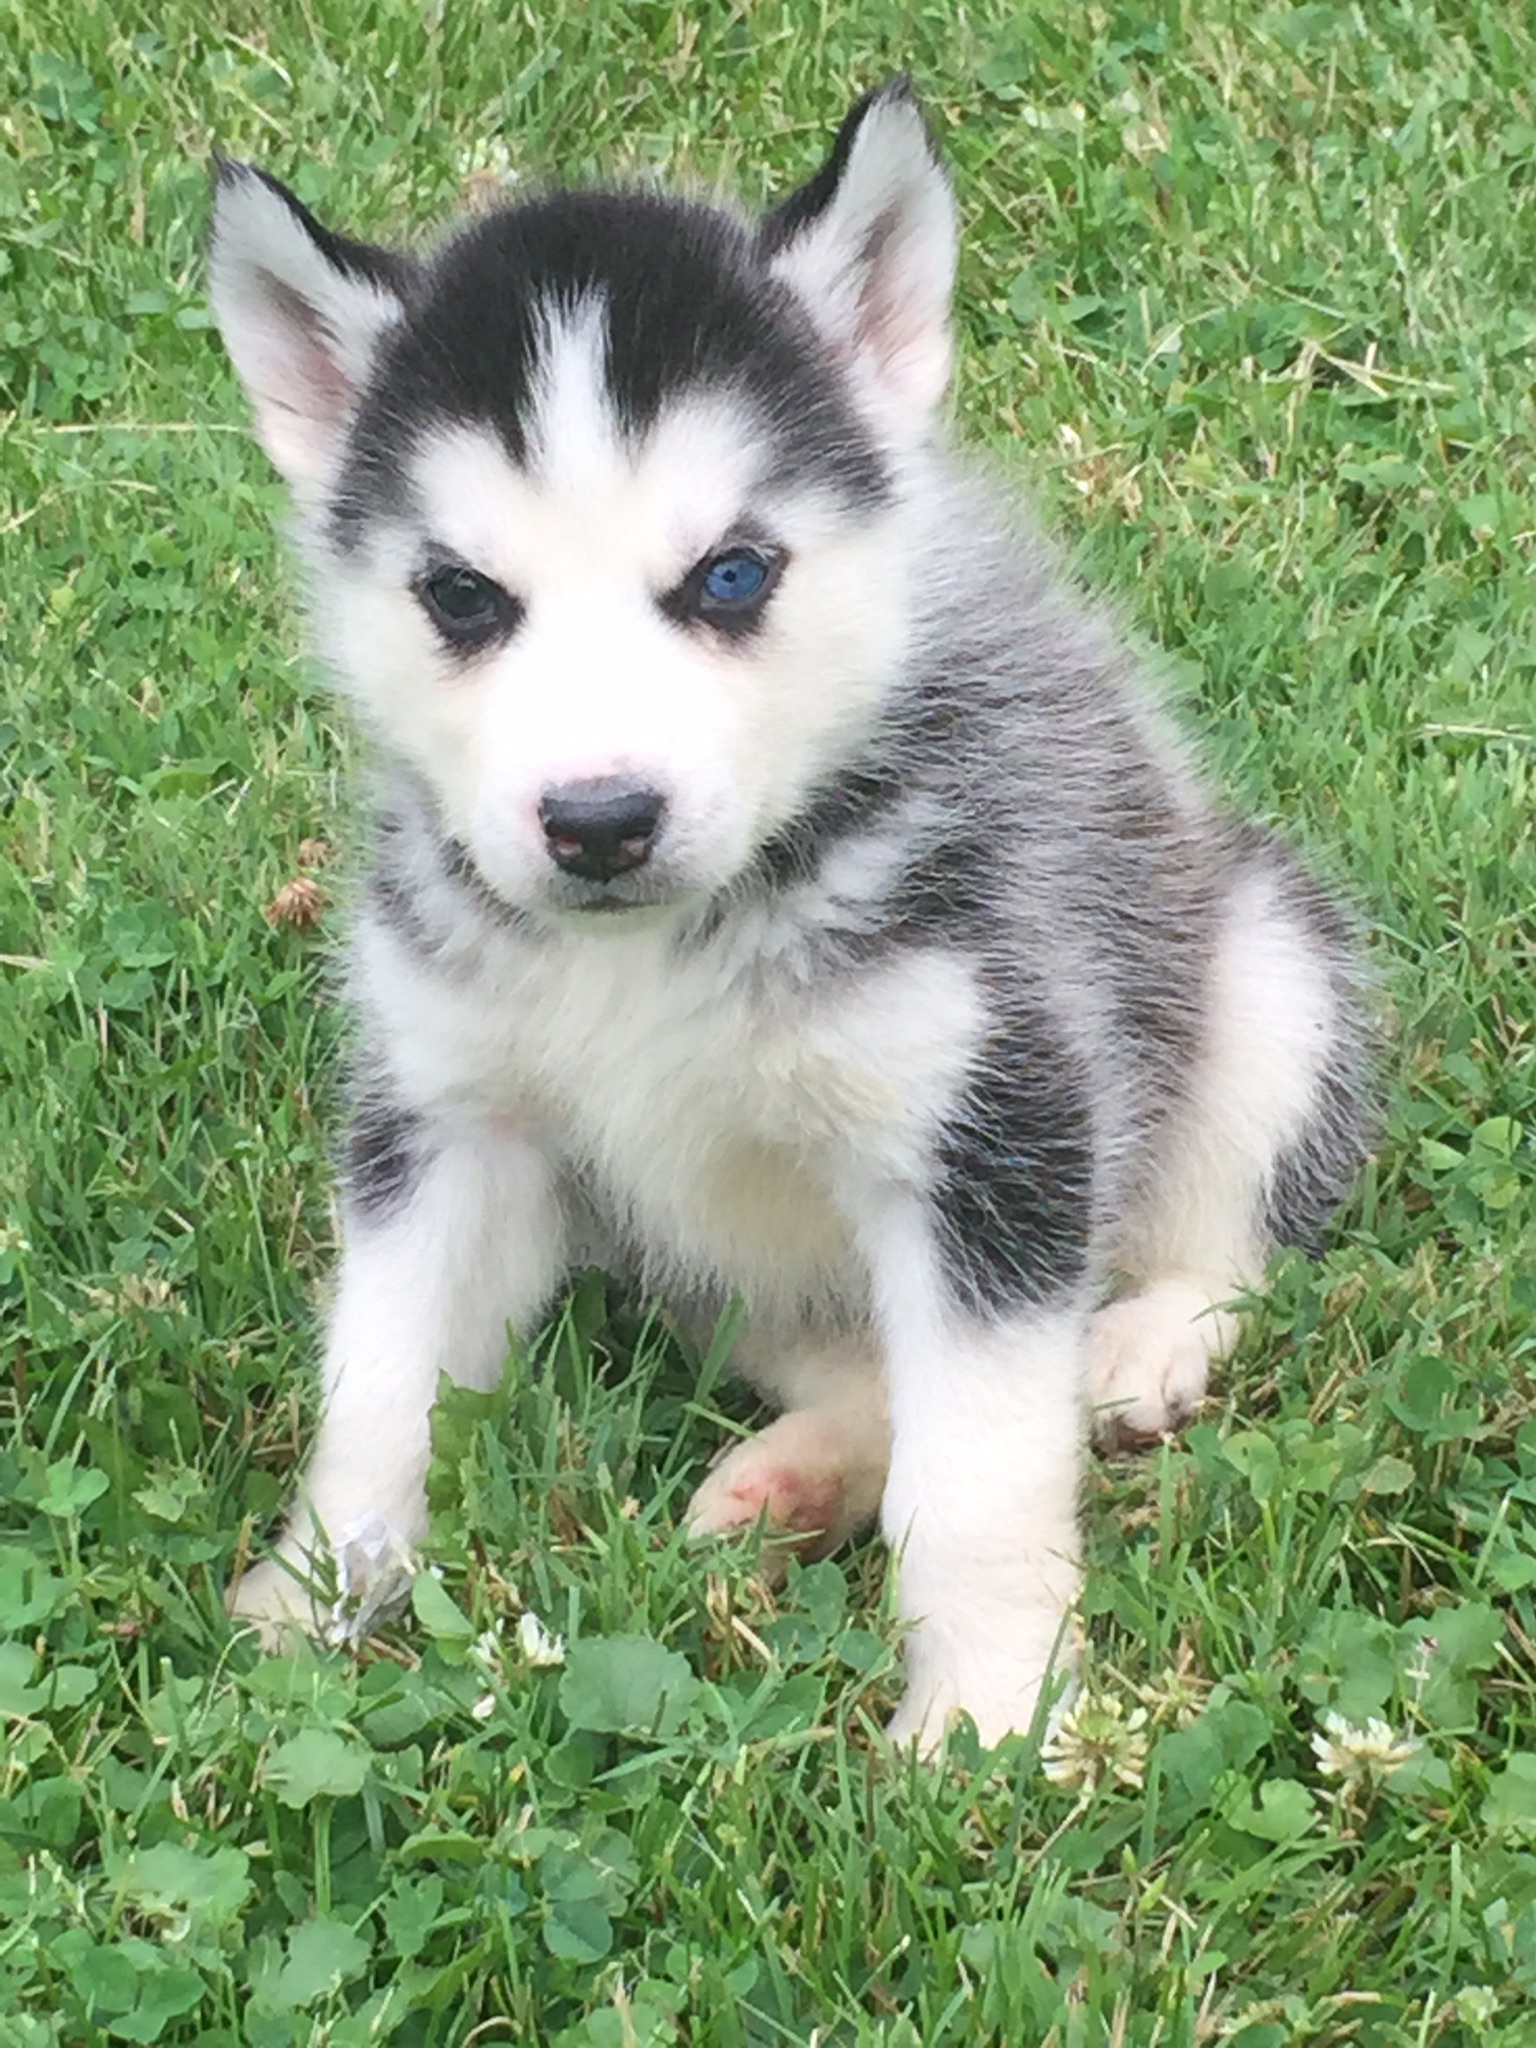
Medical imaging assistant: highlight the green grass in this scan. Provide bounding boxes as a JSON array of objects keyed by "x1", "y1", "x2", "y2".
[{"x1": 2, "y1": 0, "x2": 1535, "y2": 2041}]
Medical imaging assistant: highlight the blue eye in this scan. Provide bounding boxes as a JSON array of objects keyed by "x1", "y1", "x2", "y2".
[
  {"x1": 701, "y1": 551, "x2": 769, "y2": 607},
  {"x1": 660, "y1": 541, "x2": 785, "y2": 636}
]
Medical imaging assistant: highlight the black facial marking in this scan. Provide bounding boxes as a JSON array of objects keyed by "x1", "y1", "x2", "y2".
[
  {"x1": 753, "y1": 764, "x2": 904, "y2": 892},
  {"x1": 344, "y1": 1087, "x2": 426, "y2": 1223},
  {"x1": 367, "y1": 863, "x2": 442, "y2": 962},
  {"x1": 929, "y1": 1006, "x2": 1096, "y2": 1319},
  {"x1": 439, "y1": 835, "x2": 537, "y2": 934},
  {"x1": 333, "y1": 190, "x2": 890, "y2": 547},
  {"x1": 675, "y1": 757, "x2": 906, "y2": 954}
]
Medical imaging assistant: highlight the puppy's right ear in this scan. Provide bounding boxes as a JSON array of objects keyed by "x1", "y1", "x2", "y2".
[
  {"x1": 760, "y1": 81, "x2": 956, "y2": 432},
  {"x1": 208, "y1": 162, "x2": 410, "y2": 491}
]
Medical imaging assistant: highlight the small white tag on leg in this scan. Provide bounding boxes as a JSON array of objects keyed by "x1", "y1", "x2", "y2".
[{"x1": 326, "y1": 1511, "x2": 419, "y2": 1646}]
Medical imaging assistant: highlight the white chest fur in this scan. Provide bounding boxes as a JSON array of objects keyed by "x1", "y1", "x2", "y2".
[{"x1": 357, "y1": 912, "x2": 985, "y2": 1311}]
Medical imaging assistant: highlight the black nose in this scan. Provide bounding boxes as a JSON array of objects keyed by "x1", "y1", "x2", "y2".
[{"x1": 538, "y1": 779, "x2": 666, "y2": 883}]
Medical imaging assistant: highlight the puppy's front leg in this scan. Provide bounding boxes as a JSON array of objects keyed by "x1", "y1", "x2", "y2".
[
  {"x1": 867, "y1": 1201, "x2": 1087, "y2": 1751},
  {"x1": 229, "y1": 1117, "x2": 566, "y2": 1641}
]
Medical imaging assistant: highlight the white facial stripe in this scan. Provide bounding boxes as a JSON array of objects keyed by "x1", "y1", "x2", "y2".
[{"x1": 525, "y1": 297, "x2": 619, "y2": 499}]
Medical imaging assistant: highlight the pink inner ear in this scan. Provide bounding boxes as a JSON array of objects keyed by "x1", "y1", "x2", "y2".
[
  {"x1": 259, "y1": 269, "x2": 354, "y2": 425},
  {"x1": 853, "y1": 207, "x2": 911, "y2": 367},
  {"x1": 852, "y1": 231, "x2": 953, "y2": 410}
]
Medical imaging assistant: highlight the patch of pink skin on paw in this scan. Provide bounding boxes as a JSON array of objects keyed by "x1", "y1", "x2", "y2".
[{"x1": 722, "y1": 1466, "x2": 844, "y2": 1553}]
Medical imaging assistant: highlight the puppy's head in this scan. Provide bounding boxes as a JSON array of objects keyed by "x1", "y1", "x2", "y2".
[{"x1": 210, "y1": 83, "x2": 957, "y2": 923}]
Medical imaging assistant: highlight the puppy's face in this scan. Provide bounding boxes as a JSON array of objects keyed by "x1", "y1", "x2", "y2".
[
  {"x1": 210, "y1": 86, "x2": 956, "y2": 923},
  {"x1": 311, "y1": 250, "x2": 904, "y2": 921}
]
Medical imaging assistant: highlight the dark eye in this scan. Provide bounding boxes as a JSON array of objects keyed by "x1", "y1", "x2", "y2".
[
  {"x1": 664, "y1": 543, "x2": 784, "y2": 637},
  {"x1": 419, "y1": 565, "x2": 521, "y2": 644}
]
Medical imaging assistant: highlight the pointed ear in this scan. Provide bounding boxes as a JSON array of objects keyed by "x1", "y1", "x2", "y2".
[
  {"x1": 208, "y1": 162, "x2": 409, "y2": 491},
  {"x1": 760, "y1": 80, "x2": 957, "y2": 425}
]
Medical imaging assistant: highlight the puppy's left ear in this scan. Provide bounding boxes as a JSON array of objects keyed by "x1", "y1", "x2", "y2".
[
  {"x1": 208, "y1": 161, "x2": 411, "y2": 493},
  {"x1": 760, "y1": 79, "x2": 956, "y2": 426}
]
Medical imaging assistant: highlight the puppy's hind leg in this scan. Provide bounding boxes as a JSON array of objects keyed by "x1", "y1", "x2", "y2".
[
  {"x1": 687, "y1": 1336, "x2": 889, "y2": 1573},
  {"x1": 1089, "y1": 848, "x2": 1369, "y2": 1445}
]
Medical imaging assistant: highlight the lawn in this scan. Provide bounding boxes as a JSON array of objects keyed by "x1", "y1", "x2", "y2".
[{"x1": 2, "y1": 0, "x2": 1534, "y2": 2041}]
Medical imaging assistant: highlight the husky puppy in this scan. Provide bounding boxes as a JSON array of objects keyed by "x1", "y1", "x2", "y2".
[{"x1": 210, "y1": 81, "x2": 1369, "y2": 1747}]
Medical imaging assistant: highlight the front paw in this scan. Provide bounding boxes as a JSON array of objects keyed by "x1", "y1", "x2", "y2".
[
  {"x1": 886, "y1": 1670, "x2": 1057, "y2": 1756},
  {"x1": 228, "y1": 1512, "x2": 418, "y2": 1650},
  {"x1": 887, "y1": 1621, "x2": 1080, "y2": 1757},
  {"x1": 226, "y1": 1555, "x2": 326, "y2": 1651},
  {"x1": 1086, "y1": 1281, "x2": 1236, "y2": 1446}
]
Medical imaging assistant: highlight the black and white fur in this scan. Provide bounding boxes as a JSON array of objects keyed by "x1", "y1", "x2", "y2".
[{"x1": 210, "y1": 83, "x2": 1370, "y2": 1748}]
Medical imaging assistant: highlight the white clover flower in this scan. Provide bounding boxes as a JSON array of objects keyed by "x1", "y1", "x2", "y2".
[
  {"x1": 1310, "y1": 1712, "x2": 1419, "y2": 1785},
  {"x1": 1453, "y1": 1986, "x2": 1499, "y2": 2028},
  {"x1": 1135, "y1": 1660, "x2": 1209, "y2": 1730},
  {"x1": 517, "y1": 1610, "x2": 566, "y2": 1667},
  {"x1": 468, "y1": 1627, "x2": 504, "y2": 1675},
  {"x1": 470, "y1": 1691, "x2": 497, "y2": 1722},
  {"x1": 1041, "y1": 1691, "x2": 1148, "y2": 1793}
]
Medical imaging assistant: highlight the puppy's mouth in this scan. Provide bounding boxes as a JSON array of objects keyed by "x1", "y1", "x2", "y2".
[
  {"x1": 443, "y1": 836, "x2": 672, "y2": 926},
  {"x1": 566, "y1": 891, "x2": 651, "y2": 916},
  {"x1": 543, "y1": 871, "x2": 691, "y2": 923},
  {"x1": 443, "y1": 833, "x2": 701, "y2": 929}
]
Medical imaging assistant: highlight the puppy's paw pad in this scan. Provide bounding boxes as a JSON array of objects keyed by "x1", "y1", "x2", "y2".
[
  {"x1": 687, "y1": 1414, "x2": 860, "y2": 1561},
  {"x1": 1087, "y1": 1283, "x2": 1234, "y2": 1446},
  {"x1": 689, "y1": 1461, "x2": 842, "y2": 1537},
  {"x1": 687, "y1": 1458, "x2": 843, "y2": 1545}
]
